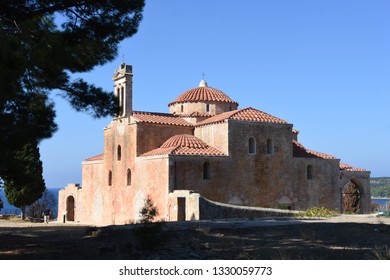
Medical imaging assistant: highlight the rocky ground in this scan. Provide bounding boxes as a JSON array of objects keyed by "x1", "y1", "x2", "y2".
[{"x1": 1, "y1": 215, "x2": 390, "y2": 260}]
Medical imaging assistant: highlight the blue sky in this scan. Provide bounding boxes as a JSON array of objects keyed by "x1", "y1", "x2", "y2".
[{"x1": 40, "y1": 0, "x2": 390, "y2": 188}]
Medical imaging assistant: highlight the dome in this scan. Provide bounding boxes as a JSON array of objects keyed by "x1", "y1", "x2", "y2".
[
  {"x1": 161, "y1": 134, "x2": 209, "y2": 149},
  {"x1": 141, "y1": 134, "x2": 226, "y2": 156},
  {"x1": 168, "y1": 80, "x2": 238, "y2": 106}
]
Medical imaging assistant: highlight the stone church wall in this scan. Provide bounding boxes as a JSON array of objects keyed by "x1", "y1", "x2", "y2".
[
  {"x1": 291, "y1": 157, "x2": 341, "y2": 211},
  {"x1": 167, "y1": 190, "x2": 298, "y2": 221},
  {"x1": 195, "y1": 122, "x2": 229, "y2": 154},
  {"x1": 135, "y1": 155, "x2": 171, "y2": 222},
  {"x1": 198, "y1": 196, "x2": 299, "y2": 220},
  {"x1": 136, "y1": 123, "x2": 193, "y2": 156}
]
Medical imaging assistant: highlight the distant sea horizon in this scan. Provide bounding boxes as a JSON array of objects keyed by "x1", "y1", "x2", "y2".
[{"x1": 0, "y1": 188, "x2": 61, "y2": 218}]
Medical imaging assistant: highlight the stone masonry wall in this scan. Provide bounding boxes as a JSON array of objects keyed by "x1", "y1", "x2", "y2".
[
  {"x1": 136, "y1": 122, "x2": 193, "y2": 156},
  {"x1": 199, "y1": 196, "x2": 299, "y2": 220}
]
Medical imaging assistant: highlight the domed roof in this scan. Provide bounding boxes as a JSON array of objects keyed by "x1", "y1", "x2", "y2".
[
  {"x1": 141, "y1": 134, "x2": 226, "y2": 157},
  {"x1": 168, "y1": 80, "x2": 238, "y2": 106},
  {"x1": 161, "y1": 134, "x2": 209, "y2": 149}
]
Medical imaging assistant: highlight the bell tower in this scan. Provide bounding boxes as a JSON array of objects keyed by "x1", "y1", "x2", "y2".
[{"x1": 113, "y1": 63, "x2": 133, "y2": 117}]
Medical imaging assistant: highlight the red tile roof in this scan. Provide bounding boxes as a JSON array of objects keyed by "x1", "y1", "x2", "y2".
[
  {"x1": 142, "y1": 134, "x2": 226, "y2": 157},
  {"x1": 293, "y1": 140, "x2": 336, "y2": 159},
  {"x1": 85, "y1": 154, "x2": 104, "y2": 161},
  {"x1": 168, "y1": 86, "x2": 238, "y2": 106},
  {"x1": 196, "y1": 107, "x2": 288, "y2": 126},
  {"x1": 340, "y1": 163, "x2": 366, "y2": 171},
  {"x1": 177, "y1": 111, "x2": 214, "y2": 118},
  {"x1": 133, "y1": 111, "x2": 193, "y2": 127},
  {"x1": 293, "y1": 142, "x2": 366, "y2": 171}
]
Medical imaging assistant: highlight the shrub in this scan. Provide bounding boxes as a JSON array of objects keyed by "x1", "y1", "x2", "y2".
[
  {"x1": 296, "y1": 207, "x2": 337, "y2": 218},
  {"x1": 139, "y1": 195, "x2": 158, "y2": 223}
]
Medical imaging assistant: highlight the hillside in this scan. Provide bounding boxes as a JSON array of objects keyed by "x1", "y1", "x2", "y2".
[{"x1": 371, "y1": 177, "x2": 390, "y2": 197}]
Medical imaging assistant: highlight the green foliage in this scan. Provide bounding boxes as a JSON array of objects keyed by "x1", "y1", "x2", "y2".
[
  {"x1": 295, "y1": 207, "x2": 338, "y2": 218},
  {"x1": 0, "y1": 0, "x2": 144, "y2": 179},
  {"x1": 371, "y1": 185, "x2": 390, "y2": 197},
  {"x1": 0, "y1": 92, "x2": 57, "y2": 179},
  {"x1": 370, "y1": 177, "x2": 390, "y2": 197},
  {"x1": 139, "y1": 195, "x2": 159, "y2": 224},
  {"x1": 3, "y1": 141, "x2": 46, "y2": 218}
]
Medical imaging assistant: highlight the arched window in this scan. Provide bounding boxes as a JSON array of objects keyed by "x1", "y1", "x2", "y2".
[
  {"x1": 203, "y1": 162, "x2": 211, "y2": 180},
  {"x1": 126, "y1": 169, "x2": 132, "y2": 186},
  {"x1": 206, "y1": 104, "x2": 210, "y2": 113},
  {"x1": 248, "y1": 137, "x2": 256, "y2": 154},
  {"x1": 117, "y1": 145, "x2": 122, "y2": 161},
  {"x1": 108, "y1": 170, "x2": 113, "y2": 186},
  {"x1": 307, "y1": 165, "x2": 313, "y2": 180},
  {"x1": 267, "y1": 138, "x2": 274, "y2": 154},
  {"x1": 181, "y1": 104, "x2": 184, "y2": 113}
]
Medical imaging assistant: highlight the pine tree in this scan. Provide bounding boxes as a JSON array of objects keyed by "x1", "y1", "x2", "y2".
[
  {"x1": 0, "y1": 0, "x2": 145, "y2": 179},
  {"x1": 4, "y1": 141, "x2": 46, "y2": 219}
]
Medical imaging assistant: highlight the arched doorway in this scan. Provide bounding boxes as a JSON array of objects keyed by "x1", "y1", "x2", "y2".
[
  {"x1": 277, "y1": 195, "x2": 293, "y2": 210},
  {"x1": 66, "y1": 196, "x2": 75, "y2": 221},
  {"x1": 342, "y1": 181, "x2": 361, "y2": 214}
]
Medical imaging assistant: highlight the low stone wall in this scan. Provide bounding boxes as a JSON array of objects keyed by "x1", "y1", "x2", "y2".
[{"x1": 199, "y1": 196, "x2": 300, "y2": 220}]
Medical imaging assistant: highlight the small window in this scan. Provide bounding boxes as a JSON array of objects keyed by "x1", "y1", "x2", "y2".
[
  {"x1": 181, "y1": 104, "x2": 184, "y2": 113},
  {"x1": 116, "y1": 88, "x2": 120, "y2": 117},
  {"x1": 248, "y1": 137, "x2": 256, "y2": 154},
  {"x1": 120, "y1": 87, "x2": 125, "y2": 116},
  {"x1": 307, "y1": 165, "x2": 313, "y2": 180},
  {"x1": 206, "y1": 104, "x2": 210, "y2": 113},
  {"x1": 117, "y1": 145, "x2": 122, "y2": 161},
  {"x1": 267, "y1": 138, "x2": 274, "y2": 154},
  {"x1": 126, "y1": 169, "x2": 131, "y2": 186},
  {"x1": 108, "y1": 170, "x2": 113, "y2": 186},
  {"x1": 203, "y1": 162, "x2": 211, "y2": 180}
]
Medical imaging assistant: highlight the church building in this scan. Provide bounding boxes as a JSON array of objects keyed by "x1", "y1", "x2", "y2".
[{"x1": 58, "y1": 63, "x2": 371, "y2": 225}]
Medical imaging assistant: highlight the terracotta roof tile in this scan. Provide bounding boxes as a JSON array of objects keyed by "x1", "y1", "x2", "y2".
[
  {"x1": 142, "y1": 134, "x2": 226, "y2": 157},
  {"x1": 340, "y1": 163, "x2": 366, "y2": 171},
  {"x1": 85, "y1": 154, "x2": 104, "y2": 161},
  {"x1": 168, "y1": 86, "x2": 238, "y2": 106},
  {"x1": 196, "y1": 107, "x2": 288, "y2": 126},
  {"x1": 133, "y1": 111, "x2": 193, "y2": 127},
  {"x1": 177, "y1": 111, "x2": 215, "y2": 118},
  {"x1": 293, "y1": 140, "x2": 336, "y2": 159}
]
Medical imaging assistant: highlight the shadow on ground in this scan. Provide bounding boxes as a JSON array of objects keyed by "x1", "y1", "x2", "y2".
[{"x1": 1, "y1": 220, "x2": 390, "y2": 260}]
